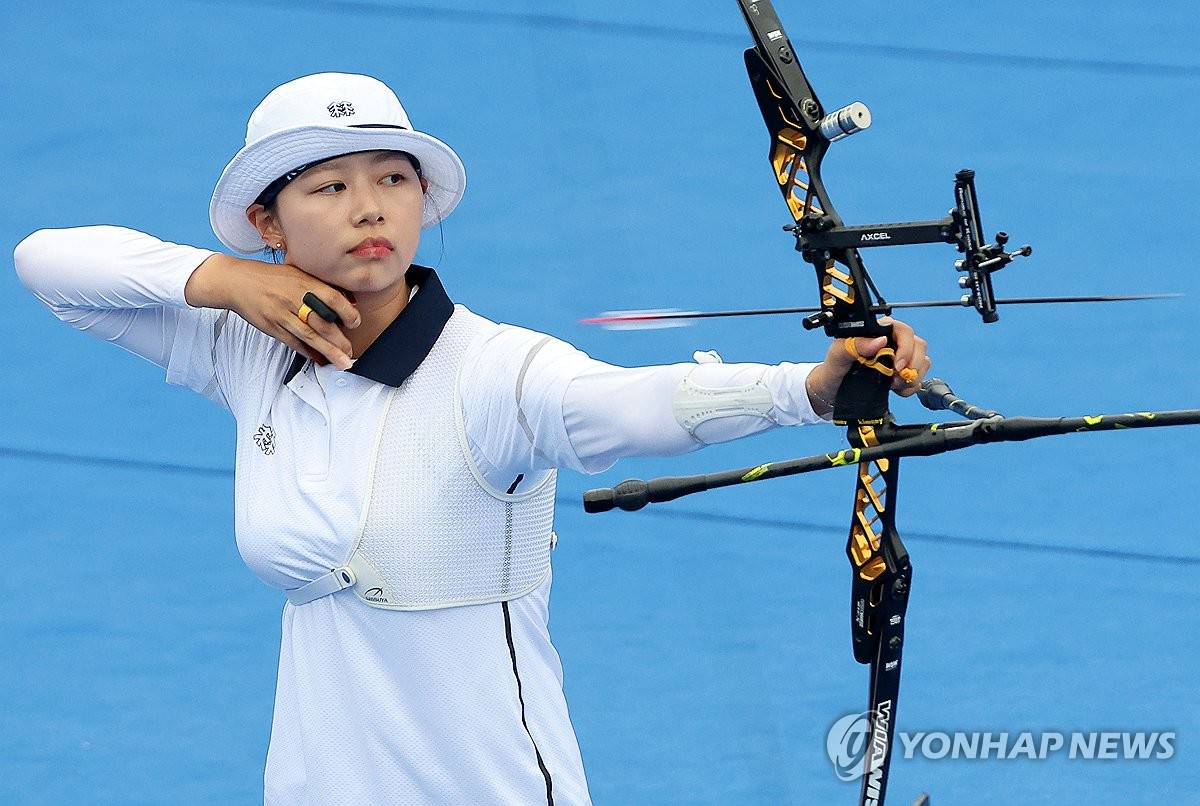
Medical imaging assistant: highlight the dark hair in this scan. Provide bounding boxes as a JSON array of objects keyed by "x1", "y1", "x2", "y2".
[{"x1": 254, "y1": 151, "x2": 423, "y2": 209}]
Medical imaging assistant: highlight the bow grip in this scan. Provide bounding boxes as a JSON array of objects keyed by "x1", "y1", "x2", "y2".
[{"x1": 832, "y1": 327, "x2": 895, "y2": 424}]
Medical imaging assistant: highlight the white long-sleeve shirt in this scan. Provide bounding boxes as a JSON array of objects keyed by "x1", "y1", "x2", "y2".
[{"x1": 14, "y1": 226, "x2": 827, "y2": 805}]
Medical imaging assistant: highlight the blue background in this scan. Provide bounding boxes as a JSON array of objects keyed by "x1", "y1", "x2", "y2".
[{"x1": 2, "y1": 1, "x2": 1197, "y2": 803}]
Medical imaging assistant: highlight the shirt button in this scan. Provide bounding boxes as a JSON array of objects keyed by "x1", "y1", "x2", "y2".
[{"x1": 335, "y1": 377, "x2": 348, "y2": 387}]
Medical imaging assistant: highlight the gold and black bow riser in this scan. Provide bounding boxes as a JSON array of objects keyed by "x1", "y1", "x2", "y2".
[
  {"x1": 741, "y1": 3, "x2": 1011, "y2": 801},
  {"x1": 582, "y1": 2, "x2": 1199, "y2": 805}
]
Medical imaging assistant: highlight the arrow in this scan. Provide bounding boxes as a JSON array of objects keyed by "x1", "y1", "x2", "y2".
[{"x1": 580, "y1": 294, "x2": 1180, "y2": 329}]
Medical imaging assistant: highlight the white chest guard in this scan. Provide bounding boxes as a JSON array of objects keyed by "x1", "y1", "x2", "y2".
[{"x1": 286, "y1": 307, "x2": 557, "y2": 610}]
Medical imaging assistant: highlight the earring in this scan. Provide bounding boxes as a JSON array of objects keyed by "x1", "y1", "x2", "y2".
[{"x1": 275, "y1": 242, "x2": 283, "y2": 250}]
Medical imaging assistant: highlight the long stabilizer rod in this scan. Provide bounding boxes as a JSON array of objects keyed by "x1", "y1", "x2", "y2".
[{"x1": 583, "y1": 404, "x2": 1200, "y2": 513}]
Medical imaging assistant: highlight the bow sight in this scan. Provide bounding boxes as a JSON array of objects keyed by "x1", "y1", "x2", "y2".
[
  {"x1": 739, "y1": 1, "x2": 1030, "y2": 336},
  {"x1": 789, "y1": 168, "x2": 1032, "y2": 327}
]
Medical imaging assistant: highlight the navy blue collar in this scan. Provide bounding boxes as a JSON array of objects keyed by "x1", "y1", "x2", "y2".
[{"x1": 283, "y1": 265, "x2": 454, "y2": 388}]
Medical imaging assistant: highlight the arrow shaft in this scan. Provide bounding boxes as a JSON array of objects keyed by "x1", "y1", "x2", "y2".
[{"x1": 581, "y1": 294, "x2": 1179, "y2": 327}]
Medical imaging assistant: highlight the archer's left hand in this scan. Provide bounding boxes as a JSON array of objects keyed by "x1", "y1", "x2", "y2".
[{"x1": 805, "y1": 317, "x2": 930, "y2": 416}]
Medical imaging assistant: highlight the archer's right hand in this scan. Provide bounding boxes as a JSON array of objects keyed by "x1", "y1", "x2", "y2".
[{"x1": 184, "y1": 254, "x2": 361, "y2": 369}]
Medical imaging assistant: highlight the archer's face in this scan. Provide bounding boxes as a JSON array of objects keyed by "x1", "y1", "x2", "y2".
[{"x1": 268, "y1": 150, "x2": 426, "y2": 299}]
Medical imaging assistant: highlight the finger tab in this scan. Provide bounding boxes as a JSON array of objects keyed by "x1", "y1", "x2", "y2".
[{"x1": 301, "y1": 292, "x2": 340, "y2": 324}]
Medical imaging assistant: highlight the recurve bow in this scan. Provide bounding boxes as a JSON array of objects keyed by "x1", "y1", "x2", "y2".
[{"x1": 581, "y1": 3, "x2": 1200, "y2": 805}]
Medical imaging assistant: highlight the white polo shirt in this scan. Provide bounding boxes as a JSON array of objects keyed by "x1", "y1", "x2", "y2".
[{"x1": 15, "y1": 226, "x2": 828, "y2": 805}]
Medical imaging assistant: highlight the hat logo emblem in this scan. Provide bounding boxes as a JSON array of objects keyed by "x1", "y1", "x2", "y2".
[{"x1": 327, "y1": 101, "x2": 355, "y2": 118}]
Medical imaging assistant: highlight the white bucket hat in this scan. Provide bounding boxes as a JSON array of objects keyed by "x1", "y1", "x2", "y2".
[{"x1": 210, "y1": 72, "x2": 467, "y2": 254}]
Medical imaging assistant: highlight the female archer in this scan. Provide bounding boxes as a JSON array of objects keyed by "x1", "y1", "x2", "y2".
[{"x1": 14, "y1": 72, "x2": 929, "y2": 805}]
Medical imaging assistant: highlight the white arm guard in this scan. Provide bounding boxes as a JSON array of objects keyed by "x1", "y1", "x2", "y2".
[{"x1": 672, "y1": 350, "x2": 776, "y2": 444}]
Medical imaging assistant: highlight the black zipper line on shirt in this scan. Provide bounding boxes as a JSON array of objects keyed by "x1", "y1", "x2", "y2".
[{"x1": 502, "y1": 600, "x2": 554, "y2": 805}]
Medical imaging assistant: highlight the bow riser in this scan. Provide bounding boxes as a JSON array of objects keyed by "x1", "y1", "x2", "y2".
[{"x1": 741, "y1": 4, "x2": 912, "y2": 803}]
